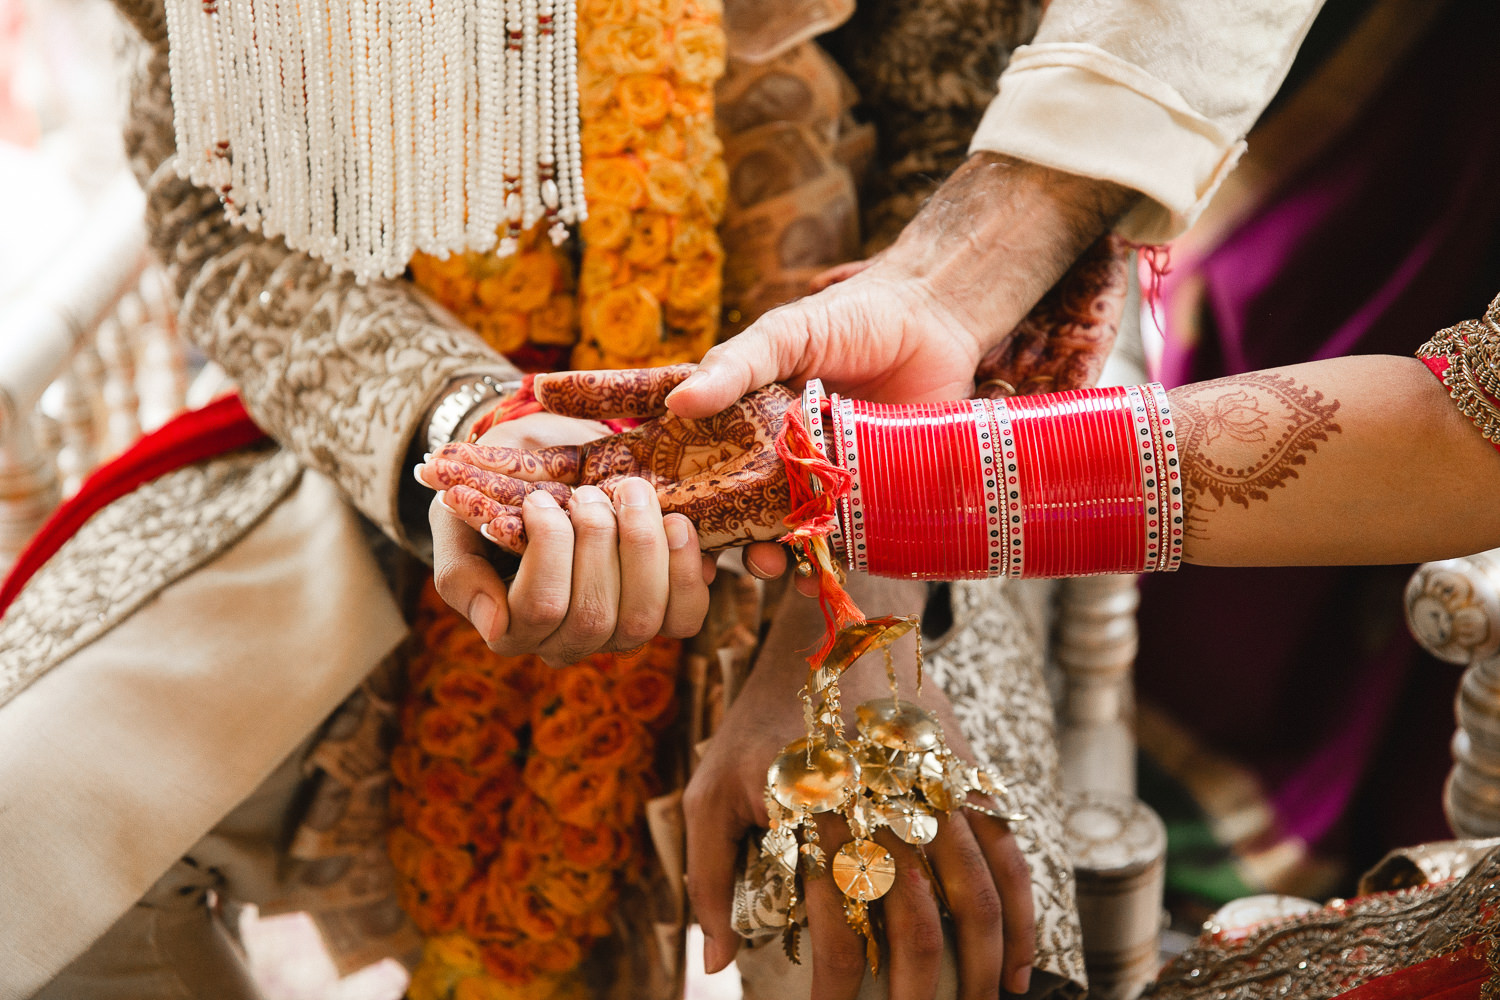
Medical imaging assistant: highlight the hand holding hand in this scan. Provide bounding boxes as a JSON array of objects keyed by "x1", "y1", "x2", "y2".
[
  {"x1": 417, "y1": 364, "x2": 796, "y2": 555},
  {"x1": 426, "y1": 406, "x2": 714, "y2": 666},
  {"x1": 667, "y1": 153, "x2": 1135, "y2": 421}
]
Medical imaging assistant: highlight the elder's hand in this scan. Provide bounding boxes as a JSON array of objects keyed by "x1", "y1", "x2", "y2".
[
  {"x1": 685, "y1": 576, "x2": 1035, "y2": 1000},
  {"x1": 417, "y1": 365, "x2": 796, "y2": 556},
  {"x1": 666, "y1": 152, "x2": 1135, "y2": 422},
  {"x1": 427, "y1": 408, "x2": 714, "y2": 666}
]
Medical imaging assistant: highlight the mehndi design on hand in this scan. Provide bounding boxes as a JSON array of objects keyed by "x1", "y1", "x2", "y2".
[{"x1": 417, "y1": 364, "x2": 796, "y2": 553}]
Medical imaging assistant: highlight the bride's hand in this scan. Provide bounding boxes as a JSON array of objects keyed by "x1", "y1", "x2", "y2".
[{"x1": 416, "y1": 364, "x2": 796, "y2": 555}]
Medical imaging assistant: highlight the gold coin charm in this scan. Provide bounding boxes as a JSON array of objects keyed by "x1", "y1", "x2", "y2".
[
  {"x1": 856, "y1": 698, "x2": 943, "y2": 752},
  {"x1": 768, "y1": 737, "x2": 857, "y2": 813},
  {"x1": 832, "y1": 839, "x2": 896, "y2": 902},
  {"x1": 882, "y1": 798, "x2": 940, "y2": 845},
  {"x1": 855, "y1": 742, "x2": 917, "y2": 797},
  {"x1": 762, "y1": 826, "x2": 799, "y2": 875}
]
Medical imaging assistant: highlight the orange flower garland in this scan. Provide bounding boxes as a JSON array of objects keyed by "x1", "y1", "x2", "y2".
[
  {"x1": 396, "y1": 2, "x2": 729, "y2": 997},
  {"x1": 393, "y1": 585, "x2": 682, "y2": 1000},
  {"x1": 410, "y1": 226, "x2": 579, "y2": 376},
  {"x1": 573, "y1": 0, "x2": 728, "y2": 370}
]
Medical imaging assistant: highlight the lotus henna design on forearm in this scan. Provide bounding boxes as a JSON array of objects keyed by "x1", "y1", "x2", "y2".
[{"x1": 1170, "y1": 372, "x2": 1342, "y2": 535}]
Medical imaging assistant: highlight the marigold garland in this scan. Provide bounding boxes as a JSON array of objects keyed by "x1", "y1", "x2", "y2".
[
  {"x1": 392, "y1": 584, "x2": 682, "y2": 1000},
  {"x1": 572, "y1": 0, "x2": 727, "y2": 370},
  {"x1": 396, "y1": 2, "x2": 729, "y2": 996}
]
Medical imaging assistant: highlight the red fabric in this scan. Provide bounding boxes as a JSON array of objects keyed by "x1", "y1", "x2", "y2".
[
  {"x1": 1331, "y1": 938, "x2": 1490, "y2": 1000},
  {"x1": 0, "y1": 393, "x2": 267, "y2": 618}
]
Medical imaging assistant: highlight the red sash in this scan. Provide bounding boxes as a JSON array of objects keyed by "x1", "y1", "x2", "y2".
[{"x1": 0, "y1": 393, "x2": 267, "y2": 617}]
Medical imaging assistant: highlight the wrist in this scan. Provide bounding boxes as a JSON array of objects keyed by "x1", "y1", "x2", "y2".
[
  {"x1": 795, "y1": 378, "x2": 1183, "y2": 580},
  {"x1": 422, "y1": 375, "x2": 523, "y2": 454},
  {"x1": 882, "y1": 152, "x2": 1136, "y2": 352}
]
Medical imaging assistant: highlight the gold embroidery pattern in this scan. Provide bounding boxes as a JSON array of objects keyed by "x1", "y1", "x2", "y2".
[
  {"x1": 1144, "y1": 846, "x2": 1500, "y2": 1000},
  {"x1": 1417, "y1": 293, "x2": 1500, "y2": 446},
  {"x1": 0, "y1": 449, "x2": 299, "y2": 709}
]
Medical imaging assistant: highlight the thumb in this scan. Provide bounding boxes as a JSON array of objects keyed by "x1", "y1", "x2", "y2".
[{"x1": 667, "y1": 316, "x2": 797, "y2": 419}]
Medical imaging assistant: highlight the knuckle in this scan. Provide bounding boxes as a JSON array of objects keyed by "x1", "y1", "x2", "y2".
[
  {"x1": 819, "y1": 941, "x2": 868, "y2": 979},
  {"x1": 510, "y1": 593, "x2": 569, "y2": 632},
  {"x1": 967, "y1": 882, "x2": 1005, "y2": 931},
  {"x1": 430, "y1": 563, "x2": 468, "y2": 608},
  {"x1": 906, "y1": 913, "x2": 945, "y2": 960},
  {"x1": 551, "y1": 639, "x2": 603, "y2": 667},
  {"x1": 659, "y1": 608, "x2": 707, "y2": 639},
  {"x1": 613, "y1": 610, "x2": 663, "y2": 650},
  {"x1": 565, "y1": 602, "x2": 616, "y2": 644}
]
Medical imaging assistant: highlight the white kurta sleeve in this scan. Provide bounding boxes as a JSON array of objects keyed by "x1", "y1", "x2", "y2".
[{"x1": 970, "y1": 0, "x2": 1326, "y2": 242}]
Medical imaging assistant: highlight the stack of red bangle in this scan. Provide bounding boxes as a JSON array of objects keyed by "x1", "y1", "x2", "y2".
[{"x1": 800, "y1": 379, "x2": 1183, "y2": 580}]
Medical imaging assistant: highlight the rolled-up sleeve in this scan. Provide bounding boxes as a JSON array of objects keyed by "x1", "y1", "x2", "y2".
[{"x1": 970, "y1": 0, "x2": 1325, "y2": 242}]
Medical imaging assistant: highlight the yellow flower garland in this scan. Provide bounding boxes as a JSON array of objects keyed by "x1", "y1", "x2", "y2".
[{"x1": 397, "y1": 2, "x2": 728, "y2": 997}]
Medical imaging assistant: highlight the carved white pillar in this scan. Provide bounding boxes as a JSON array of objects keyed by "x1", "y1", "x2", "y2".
[
  {"x1": 1053, "y1": 574, "x2": 1141, "y2": 797},
  {"x1": 1404, "y1": 552, "x2": 1500, "y2": 837}
]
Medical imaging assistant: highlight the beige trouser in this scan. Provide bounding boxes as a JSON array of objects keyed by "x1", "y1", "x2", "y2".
[
  {"x1": 32, "y1": 733, "x2": 315, "y2": 1000},
  {"x1": 0, "y1": 467, "x2": 405, "y2": 1000}
]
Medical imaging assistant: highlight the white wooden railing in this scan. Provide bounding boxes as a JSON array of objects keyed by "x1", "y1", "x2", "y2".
[{"x1": 0, "y1": 174, "x2": 188, "y2": 576}]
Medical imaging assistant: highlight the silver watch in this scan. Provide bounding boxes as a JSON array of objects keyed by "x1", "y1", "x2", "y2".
[{"x1": 425, "y1": 375, "x2": 520, "y2": 453}]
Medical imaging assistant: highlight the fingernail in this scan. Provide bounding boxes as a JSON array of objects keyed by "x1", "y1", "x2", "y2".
[
  {"x1": 617, "y1": 477, "x2": 654, "y2": 509},
  {"x1": 467, "y1": 593, "x2": 496, "y2": 637},
  {"x1": 703, "y1": 933, "x2": 735, "y2": 975},
  {"x1": 1007, "y1": 965, "x2": 1031, "y2": 995},
  {"x1": 665, "y1": 516, "x2": 691, "y2": 550},
  {"x1": 529, "y1": 489, "x2": 560, "y2": 508},
  {"x1": 573, "y1": 485, "x2": 611, "y2": 505},
  {"x1": 423, "y1": 452, "x2": 433, "y2": 462},
  {"x1": 667, "y1": 371, "x2": 706, "y2": 398},
  {"x1": 412, "y1": 464, "x2": 432, "y2": 487},
  {"x1": 435, "y1": 490, "x2": 451, "y2": 510},
  {"x1": 480, "y1": 524, "x2": 497, "y2": 543},
  {"x1": 746, "y1": 552, "x2": 777, "y2": 580}
]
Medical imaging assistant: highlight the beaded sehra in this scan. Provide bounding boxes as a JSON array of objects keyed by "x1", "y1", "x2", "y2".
[{"x1": 161, "y1": 0, "x2": 585, "y2": 282}]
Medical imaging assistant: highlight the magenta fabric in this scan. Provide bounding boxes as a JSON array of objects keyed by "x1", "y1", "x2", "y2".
[{"x1": 1137, "y1": 0, "x2": 1500, "y2": 890}]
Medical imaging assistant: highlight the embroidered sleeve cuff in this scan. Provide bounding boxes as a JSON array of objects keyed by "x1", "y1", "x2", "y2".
[
  {"x1": 1416, "y1": 295, "x2": 1500, "y2": 454},
  {"x1": 969, "y1": 44, "x2": 1247, "y2": 244}
]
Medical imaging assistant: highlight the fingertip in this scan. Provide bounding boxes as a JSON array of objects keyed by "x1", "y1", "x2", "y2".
[
  {"x1": 1007, "y1": 965, "x2": 1031, "y2": 996},
  {"x1": 701, "y1": 555, "x2": 716, "y2": 585},
  {"x1": 743, "y1": 545, "x2": 785, "y2": 580},
  {"x1": 528, "y1": 488, "x2": 561, "y2": 510},
  {"x1": 703, "y1": 932, "x2": 740, "y2": 975}
]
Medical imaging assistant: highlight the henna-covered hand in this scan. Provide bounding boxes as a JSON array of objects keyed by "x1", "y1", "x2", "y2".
[{"x1": 417, "y1": 364, "x2": 796, "y2": 555}]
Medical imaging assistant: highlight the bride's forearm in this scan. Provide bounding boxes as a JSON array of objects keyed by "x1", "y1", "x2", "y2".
[{"x1": 1175, "y1": 355, "x2": 1500, "y2": 566}]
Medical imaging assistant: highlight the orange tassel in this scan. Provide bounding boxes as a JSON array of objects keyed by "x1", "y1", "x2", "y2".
[{"x1": 774, "y1": 406, "x2": 865, "y2": 667}]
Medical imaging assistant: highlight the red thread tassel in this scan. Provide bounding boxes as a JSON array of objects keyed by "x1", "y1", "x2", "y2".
[
  {"x1": 774, "y1": 406, "x2": 864, "y2": 667},
  {"x1": 466, "y1": 374, "x2": 543, "y2": 441}
]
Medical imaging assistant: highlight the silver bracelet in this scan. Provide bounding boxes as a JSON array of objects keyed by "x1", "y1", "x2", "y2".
[{"x1": 425, "y1": 375, "x2": 521, "y2": 453}]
